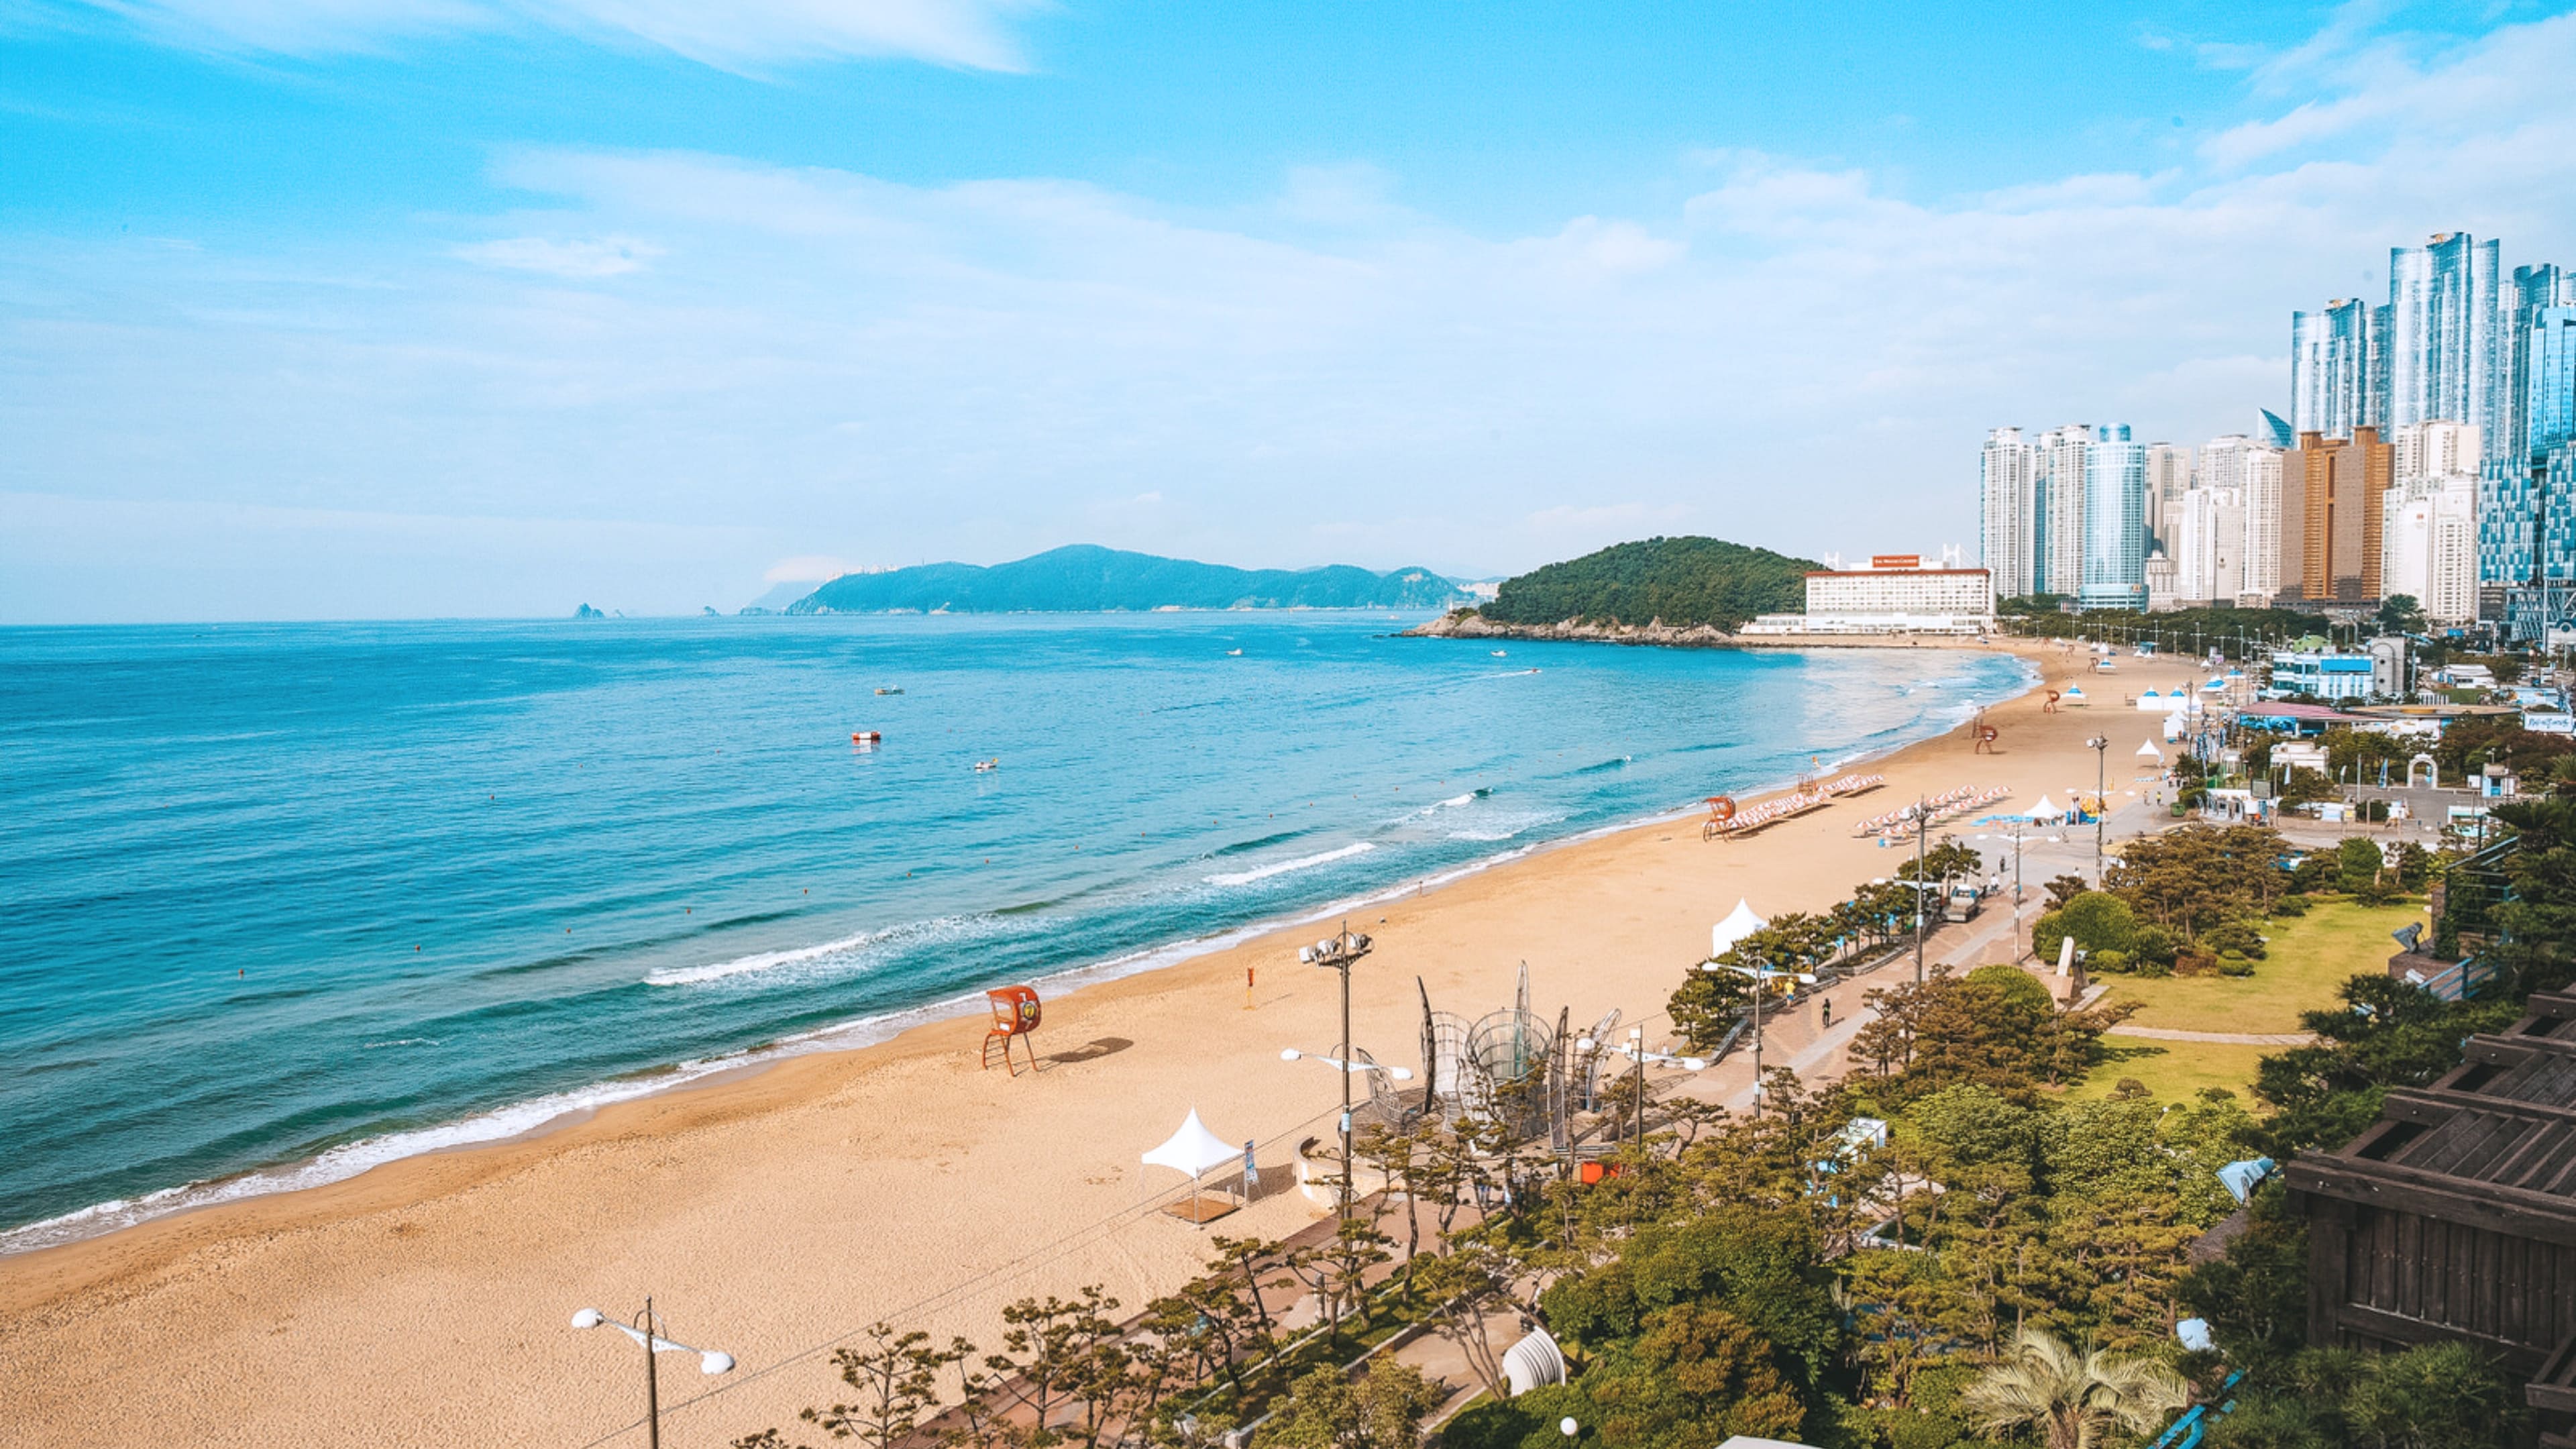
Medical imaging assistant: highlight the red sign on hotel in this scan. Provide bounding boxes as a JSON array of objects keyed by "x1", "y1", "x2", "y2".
[{"x1": 1870, "y1": 554, "x2": 1922, "y2": 570}]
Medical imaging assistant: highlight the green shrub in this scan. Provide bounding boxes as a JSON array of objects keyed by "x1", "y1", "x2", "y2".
[
  {"x1": 2031, "y1": 891, "x2": 2143, "y2": 964},
  {"x1": 2090, "y1": 949, "x2": 2132, "y2": 973},
  {"x1": 2131, "y1": 922, "x2": 2179, "y2": 965},
  {"x1": 2219, "y1": 952, "x2": 2256, "y2": 977},
  {"x1": 1966, "y1": 963, "x2": 2055, "y2": 1013},
  {"x1": 2271, "y1": 895, "x2": 2310, "y2": 918},
  {"x1": 2132, "y1": 957, "x2": 2174, "y2": 979},
  {"x1": 2202, "y1": 918, "x2": 2267, "y2": 959}
]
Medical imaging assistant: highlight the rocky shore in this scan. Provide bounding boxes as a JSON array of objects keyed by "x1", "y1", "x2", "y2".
[
  {"x1": 1402, "y1": 610, "x2": 1961, "y2": 650},
  {"x1": 1401, "y1": 609, "x2": 1737, "y2": 647}
]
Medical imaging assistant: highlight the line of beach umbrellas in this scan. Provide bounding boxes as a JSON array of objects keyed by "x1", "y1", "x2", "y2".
[
  {"x1": 1848, "y1": 784, "x2": 2015, "y2": 839},
  {"x1": 1706, "y1": 772, "x2": 1888, "y2": 839}
]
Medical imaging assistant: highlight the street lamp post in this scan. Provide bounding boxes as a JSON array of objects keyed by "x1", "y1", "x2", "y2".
[
  {"x1": 1909, "y1": 798, "x2": 1930, "y2": 983},
  {"x1": 1976, "y1": 830, "x2": 2034, "y2": 959},
  {"x1": 1299, "y1": 924, "x2": 1373, "y2": 1219},
  {"x1": 2085, "y1": 735, "x2": 2109, "y2": 885},
  {"x1": 1703, "y1": 959, "x2": 1816, "y2": 1116},
  {"x1": 572, "y1": 1297, "x2": 734, "y2": 1449},
  {"x1": 1576, "y1": 1027, "x2": 1706, "y2": 1139}
]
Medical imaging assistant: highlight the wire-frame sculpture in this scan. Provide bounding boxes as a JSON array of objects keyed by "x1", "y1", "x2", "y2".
[
  {"x1": 1464, "y1": 1002, "x2": 1558, "y2": 1140},
  {"x1": 1572, "y1": 1008, "x2": 1621, "y2": 1113}
]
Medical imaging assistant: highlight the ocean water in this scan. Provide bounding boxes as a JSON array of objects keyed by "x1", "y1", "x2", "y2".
[{"x1": 0, "y1": 614, "x2": 2028, "y2": 1250}]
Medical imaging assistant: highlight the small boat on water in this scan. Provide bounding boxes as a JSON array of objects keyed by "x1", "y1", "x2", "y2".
[
  {"x1": 1226, "y1": 648, "x2": 1242, "y2": 657},
  {"x1": 875, "y1": 686, "x2": 904, "y2": 696},
  {"x1": 1491, "y1": 649, "x2": 1507, "y2": 657},
  {"x1": 852, "y1": 731, "x2": 883, "y2": 745},
  {"x1": 974, "y1": 758, "x2": 1000, "y2": 773}
]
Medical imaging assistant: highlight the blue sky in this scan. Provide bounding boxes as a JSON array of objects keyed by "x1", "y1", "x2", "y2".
[{"x1": 6, "y1": 1, "x2": 2576, "y2": 621}]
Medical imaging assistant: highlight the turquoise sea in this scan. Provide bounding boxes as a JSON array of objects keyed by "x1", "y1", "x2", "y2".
[{"x1": 0, "y1": 614, "x2": 2028, "y2": 1250}]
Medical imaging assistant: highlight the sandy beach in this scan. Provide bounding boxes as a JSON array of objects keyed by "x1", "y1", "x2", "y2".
[{"x1": 0, "y1": 637, "x2": 2180, "y2": 1449}]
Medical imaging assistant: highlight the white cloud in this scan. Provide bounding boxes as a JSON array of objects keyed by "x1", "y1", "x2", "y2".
[
  {"x1": 77, "y1": 0, "x2": 1042, "y2": 69},
  {"x1": 2201, "y1": 8, "x2": 2576, "y2": 166},
  {"x1": 13, "y1": 5, "x2": 2576, "y2": 615},
  {"x1": 453, "y1": 233, "x2": 662, "y2": 276}
]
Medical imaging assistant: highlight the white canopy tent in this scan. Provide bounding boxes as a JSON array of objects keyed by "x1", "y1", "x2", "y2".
[
  {"x1": 2137, "y1": 739, "x2": 2165, "y2": 766},
  {"x1": 1711, "y1": 898, "x2": 1768, "y2": 958},
  {"x1": 1142, "y1": 1109, "x2": 1245, "y2": 1224},
  {"x1": 2027, "y1": 794, "x2": 2065, "y2": 822}
]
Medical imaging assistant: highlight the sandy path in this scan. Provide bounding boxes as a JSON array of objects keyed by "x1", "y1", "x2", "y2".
[{"x1": 0, "y1": 637, "x2": 2178, "y2": 1449}]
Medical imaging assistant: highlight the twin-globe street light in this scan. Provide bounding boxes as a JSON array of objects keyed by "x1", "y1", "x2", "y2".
[
  {"x1": 570, "y1": 1297, "x2": 733, "y2": 1449},
  {"x1": 1575, "y1": 1024, "x2": 1707, "y2": 1142},
  {"x1": 1295, "y1": 924, "x2": 1380, "y2": 1219},
  {"x1": 1697, "y1": 959, "x2": 1815, "y2": 1116}
]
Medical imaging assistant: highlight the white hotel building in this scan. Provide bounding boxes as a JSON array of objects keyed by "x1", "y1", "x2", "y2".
[{"x1": 1740, "y1": 553, "x2": 1998, "y2": 636}]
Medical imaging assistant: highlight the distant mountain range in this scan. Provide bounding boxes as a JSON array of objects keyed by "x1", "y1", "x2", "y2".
[{"x1": 780, "y1": 545, "x2": 1470, "y2": 614}]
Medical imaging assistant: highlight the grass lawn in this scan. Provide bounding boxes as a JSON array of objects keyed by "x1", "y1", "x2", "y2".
[
  {"x1": 2069, "y1": 1041, "x2": 2273, "y2": 1103},
  {"x1": 2100, "y1": 896, "x2": 2424, "y2": 1035},
  {"x1": 2074, "y1": 896, "x2": 2416, "y2": 1101}
]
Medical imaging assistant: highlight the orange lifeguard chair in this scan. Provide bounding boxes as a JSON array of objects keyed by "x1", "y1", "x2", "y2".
[{"x1": 983, "y1": 985, "x2": 1042, "y2": 1075}]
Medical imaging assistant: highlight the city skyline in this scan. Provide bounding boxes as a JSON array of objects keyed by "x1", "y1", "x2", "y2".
[
  {"x1": 1982, "y1": 209, "x2": 2576, "y2": 639},
  {"x1": 10, "y1": 4, "x2": 2576, "y2": 621}
]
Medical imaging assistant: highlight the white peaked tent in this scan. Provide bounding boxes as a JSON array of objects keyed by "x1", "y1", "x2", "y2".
[
  {"x1": 2028, "y1": 794, "x2": 2065, "y2": 822},
  {"x1": 1712, "y1": 898, "x2": 1768, "y2": 958},
  {"x1": 1143, "y1": 1108, "x2": 1244, "y2": 1224},
  {"x1": 2137, "y1": 739, "x2": 2165, "y2": 765}
]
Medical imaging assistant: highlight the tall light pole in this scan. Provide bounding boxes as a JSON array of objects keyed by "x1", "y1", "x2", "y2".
[
  {"x1": 1577, "y1": 1027, "x2": 1706, "y2": 1138},
  {"x1": 1910, "y1": 798, "x2": 1931, "y2": 983},
  {"x1": 1704, "y1": 959, "x2": 1815, "y2": 1116},
  {"x1": 2085, "y1": 735, "x2": 2109, "y2": 885},
  {"x1": 572, "y1": 1298, "x2": 734, "y2": 1449},
  {"x1": 1976, "y1": 830, "x2": 2034, "y2": 959},
  {"x1": 1299, "y1": 924, "x2": 1373, "y2": 1220}
]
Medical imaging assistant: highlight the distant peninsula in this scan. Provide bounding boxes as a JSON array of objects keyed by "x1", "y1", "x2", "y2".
[
  {"x1": 1408, "y1": 536, "x2": 1817, "y2": 644},
  {"x1": 784, "y1": 545, "x2": 1470, "y2": 614}
]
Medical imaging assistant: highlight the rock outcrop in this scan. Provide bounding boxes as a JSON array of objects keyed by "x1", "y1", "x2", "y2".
[{"x1": 1403, "y1": 610, "x2": 1737, "y2": 648}]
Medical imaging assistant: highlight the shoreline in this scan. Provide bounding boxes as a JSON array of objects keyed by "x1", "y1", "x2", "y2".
[
  {"x1": 0, "y1": 636, "x2": 2113, "y2": 1449},
  {"x1": 0, "y1": 639, "x2": 2033, "y2": 1260}
]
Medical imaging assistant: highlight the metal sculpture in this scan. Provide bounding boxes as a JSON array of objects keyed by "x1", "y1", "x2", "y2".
[
  {"x1": 1972, "y1": 712, "x2": 2001, "y2": 754},
  {"x1": 982, "y1": 985, "x2": 1042, "y2": 1075}
]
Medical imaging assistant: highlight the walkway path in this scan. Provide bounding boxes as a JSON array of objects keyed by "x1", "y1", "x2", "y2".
[{"x1": 2107, "y1": 1024, "x2": 2316, "y2": 1046}]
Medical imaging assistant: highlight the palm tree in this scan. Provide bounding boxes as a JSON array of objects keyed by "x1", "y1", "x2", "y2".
[{"x1": 1962, "y1": 1327, "x2": 2190, "y2": 1449}]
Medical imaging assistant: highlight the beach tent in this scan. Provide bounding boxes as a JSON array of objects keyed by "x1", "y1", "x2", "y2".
[
  {"x1": 2135, "y1": 688, "x2": 2165, "y2": 712},
  {"x1": 1143, "y1": 1109, "x2": 1244, "y2": 1223},
  {"x1": 2137, "y1": 740, "x2": 2164, "y2": 766},
  {"x1": 2027, "y1": 794, "x2": 2065, "y2": 822},
  {"x1": 1711, "y1": 898, "x2": 1768, "y2": 958}
]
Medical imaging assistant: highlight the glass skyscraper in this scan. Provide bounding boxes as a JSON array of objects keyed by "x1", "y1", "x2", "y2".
[
  {"x1": 2290, "y1": 297, "x2": 2382, "y2": 439},
  {"x1": 2479, "y1": 271, "x2": 2576, "y2": 614},
  {"x1": 2384, "y1": 232, "x2": 2500, "y2": 436},
  {"x1": 2079, "y1": 425, "x2": 2146, "y2": 608}
]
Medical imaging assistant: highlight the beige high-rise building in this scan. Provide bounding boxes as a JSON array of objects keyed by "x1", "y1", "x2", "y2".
[
  {"x1": 2381, "y1": 473, "x2": 2478, "y2": 622},
  {"x1": 2145, "y1": 443, "x2": 2193, "y2": 554},
  {"x1": 2174, "y1": 486, "x2": 2246, "y2": 604},
  {"x1": 1979, "y1": 427, "x2": 2037, "y2": 598},
  {"x1": 2202, "y1": 435, "x2": 2288, "y2": 602},
  {"x1": 2391, "y1": 420, "x2": 2481, "y2": 484},
  {"x1": 2035, "y1": 424, "x2": 2092, "y2": 598},
  {"x1": 2241, "y1": 447, "x2": 2286, "y2": 602},
  {"x1": 2287, "y1": 428, "x2": 2392, "y2": 602}
]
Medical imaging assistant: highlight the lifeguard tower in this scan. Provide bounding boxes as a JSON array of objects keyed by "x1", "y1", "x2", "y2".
[{"x1": 982, "y1": 985, "x2": 1042, "y2": 1075}]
